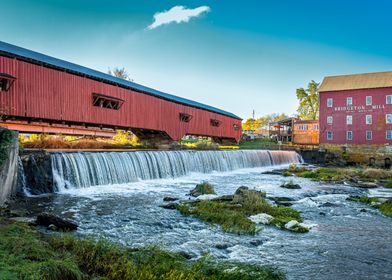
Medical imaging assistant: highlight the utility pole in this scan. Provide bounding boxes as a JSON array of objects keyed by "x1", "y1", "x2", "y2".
[{"x1": 251, "y1": 109, "x2": 255, "y2": 139}]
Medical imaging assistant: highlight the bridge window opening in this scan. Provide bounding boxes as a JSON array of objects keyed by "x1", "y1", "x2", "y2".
[
  {"x1": 210, "y1": 119, "x2": 221, "y2": 127},
  {"x1": 179, "y1": 113, "x2": 192, "y2": 122},
  {"x1": 233, "y1": 124, "x2": 240, "y2": 131},
  {"x1": 0, "y1": 73, "x2": 16, "y2": 92},
  {"x1": 92, "y1": 93, "x2": 124, "y2": 110}
]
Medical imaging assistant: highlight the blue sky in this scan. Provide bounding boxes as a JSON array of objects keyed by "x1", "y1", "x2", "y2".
[{"x1": 1, "y1": 0, "x2": 392, "y2": 119}]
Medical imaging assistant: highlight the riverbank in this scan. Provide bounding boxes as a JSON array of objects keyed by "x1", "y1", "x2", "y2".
[{"x1": 0, "y1": 216, "x2": 284, "y2": 280}]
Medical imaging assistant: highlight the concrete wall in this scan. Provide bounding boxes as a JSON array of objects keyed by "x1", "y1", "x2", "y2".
[
  {"x1": 0, "y1": 129, "x2": 19, "y2": 206},
  {"x1": 321, "y1": 143, "x2": 392, "y2": 167}
]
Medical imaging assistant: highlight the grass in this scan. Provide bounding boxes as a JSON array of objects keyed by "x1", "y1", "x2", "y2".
[
  {"x1": 178, "y1": 187, "x2": 304, "y2": 235},
  {"x1": 180, "y1": 140, "x2": 220, "y2": 150},
  {"x1": 0, "y1": 129, "x2": 15, "y2": 167},
  {"x1": 0, "y1": 222, "x2": 285, "y2": 280},
  {"x1": 286, "y1": 164, "x2": 392, "y2": 183},
  {"x1": 346, "y1": 195, "x2": 380, "y2": 204},
  {"x1": 239, "y1": 138, "x2": 276, "y2": 150},
  {"x1": 346, "y1": 195, "x2": 392, "y2": 218}
]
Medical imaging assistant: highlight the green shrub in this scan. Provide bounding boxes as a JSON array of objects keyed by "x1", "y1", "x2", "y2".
[
  {"x1": 288, "y1": 164, "x2": 307, "y2": 173},
  {"x1": 379, "y1": 200, "x2": 392, "y2": 217},
  {"x1": 0, "y1": 129, "x2": 14, "y2": 167},
  {"x1": 385, "y1": 180, "x2": 392, "y2": 189},
  {"x1": 193, "y1": 182, "x2": 216, "y2": 195},
  {"x1": 361, "y1": 168, "x2": 392, "y2": 180}
]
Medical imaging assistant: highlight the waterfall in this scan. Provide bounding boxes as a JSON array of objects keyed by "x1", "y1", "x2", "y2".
[
  {"x1": 17, "y1": 157, "x2": 31, "y2": 196},
  {"x1": 51, "y1": 150, "x2": 302, "y2": 190}
]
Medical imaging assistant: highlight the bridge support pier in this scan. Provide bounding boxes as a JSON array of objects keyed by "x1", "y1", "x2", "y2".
[
  {"x1": 212, "y1": 137, "x2": 238, "y2": 145},
  {"x1": 131, "y1": 128, "x2": 175, "y2": 149}
]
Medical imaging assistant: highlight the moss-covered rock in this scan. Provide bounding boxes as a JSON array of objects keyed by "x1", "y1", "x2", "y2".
[
  {"x1": 190, "y1": 182, "x2": 216, "y2": 197},
  {"x1": 179, "y1": 186, "x2": 305, "y2": 235},
  {"x1": 347, "y1": 196, "x2": 392, "y2": 218},
  {"x1": 280, "y1": 181, "x2": 301, "y2": 189}
]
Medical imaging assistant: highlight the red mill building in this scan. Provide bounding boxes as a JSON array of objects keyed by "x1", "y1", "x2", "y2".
[{"x1": 319, "y1": 71, "x2": 392, "y2": 166}]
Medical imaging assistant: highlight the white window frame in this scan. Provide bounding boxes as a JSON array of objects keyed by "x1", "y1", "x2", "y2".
[
  {"x1": 346, "y1": 131, "x2": 353, "y2": 141},
  {"x1": 366, "y1": 115, "x2": 372, "y2": 125},
  {"x1": 366, "y1": 131, "x2": 372, "y2": 140},
  {"x1": 327, "y1": 131, "x2": 333, "y2": 140},
  {"x1": 386, "y1": 113, "x2": 392, "y2": 124},
  {"x1": 327, "y1": 98, "x2": 333, "y2": 108},
  {"x1": 346, "y1": 115, "x2": 353, "y2": 125},
  {"x1": 314, "y1": 124, "x2": 319, "y2": 130},
  {"x1": 386, "y1": 95, "x2": 392, "y2": 105},
  {"x1": 366, "y1": 96, "x2": 372, "y2": 106},
  {"x1": 327, "y1": 116, "x2": 333, "y2": 125},
  {"x1": 387, "y1": 130, "x2": 392, "y2": 140},
  {"x1": 347, "y1": 97, "x2": 353, "y2": 106}
]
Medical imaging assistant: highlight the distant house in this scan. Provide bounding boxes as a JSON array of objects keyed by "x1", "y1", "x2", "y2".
[
  {"x1": 292, "y1": 120, "x2": 319, "y2": 145},
  {"x1": 269, "y1": 118, "x2": 319, "y2": 145},
  {"x1": 242, "y1": 127, "x2": 269, "y2": 139}
]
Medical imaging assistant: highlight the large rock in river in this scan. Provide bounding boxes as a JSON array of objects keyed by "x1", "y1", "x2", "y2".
[
  {"x1": 36, "y1": 212, "x2": 78, "y2": 231},
  {"x1": 248, "y1": 213, "x2": 274, "y2": 225},
  {"x1": 280, "y1": 182, "x2": 301, "y2": 189}
]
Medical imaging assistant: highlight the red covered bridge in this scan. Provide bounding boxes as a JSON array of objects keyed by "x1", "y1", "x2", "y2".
[{"x1": 0, "y1": 41, "x2": 242, "y2": 144}]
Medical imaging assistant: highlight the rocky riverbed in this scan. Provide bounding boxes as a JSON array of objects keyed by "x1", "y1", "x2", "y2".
[{"x1": 9, "y1": 165, "x2": 392, "y2": 280}]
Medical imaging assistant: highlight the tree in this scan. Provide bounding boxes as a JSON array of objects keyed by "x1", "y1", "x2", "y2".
[
  {"x1": 296, "y1": 80, "x2": 319, "y2": 120},
  {"x1": 108, "y1": 67, "x2": 133, "y2": 81},
  {"x1": 242, "y1": 113, "x2": 289, "y2": 130},
  {"x1": 242, "y1": 118, "x2": 262, "y2": 131}
]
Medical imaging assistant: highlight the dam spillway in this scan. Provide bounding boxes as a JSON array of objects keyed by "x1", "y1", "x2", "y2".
[{"x1": 51, "y1": 150, "x2": 302, "y2": 190}]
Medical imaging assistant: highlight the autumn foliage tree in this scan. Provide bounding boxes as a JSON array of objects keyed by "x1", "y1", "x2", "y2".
[
  {"x1": 296, "y1": 80, "x2": 319, "y2": 120},
  {"x1": 242, "y1": 113, "x2": 289, "y2": 130}
]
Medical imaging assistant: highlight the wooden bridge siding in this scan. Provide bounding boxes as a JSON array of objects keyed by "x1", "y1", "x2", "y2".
[{"x1": 1, "y1": 56, "x2": 241, "y2": 141}]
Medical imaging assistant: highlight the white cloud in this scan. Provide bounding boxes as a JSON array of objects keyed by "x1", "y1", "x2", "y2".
[{"x1": 147, "y1": 5, "x2": 210, "y2": 30}]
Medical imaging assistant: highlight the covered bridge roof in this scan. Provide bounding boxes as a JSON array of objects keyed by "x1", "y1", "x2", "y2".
[
  {"x1": 319, "y1": 71, "x2": 392, "y2": 92},
  {"x1": 0, "y1": 41, "x2": 241, "y2": 120}
]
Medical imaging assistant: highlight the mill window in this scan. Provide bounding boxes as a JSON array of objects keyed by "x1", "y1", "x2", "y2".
[
  {"x1": 366, "y1": 96, "x2": 372, "y2": 106},
  {"x1": 346, "y1": 115, "x2": 353, "y2": 125},
  {"x1": 347, "y1": 131, "x2": 353, "y2": 141},
  {"x1": 366, "y1": 115, "x2": 372, "y2": 125},
  {"x1": 327, "y1": 98, "x2": 333, "y2": 107}
]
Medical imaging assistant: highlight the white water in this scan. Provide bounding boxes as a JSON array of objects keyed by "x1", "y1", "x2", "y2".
[{"x1": 51, "y1": 150, "x2": 302, "y2": 190}]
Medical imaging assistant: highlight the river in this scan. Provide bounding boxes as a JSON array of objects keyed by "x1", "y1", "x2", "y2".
[{"x1": 18, "y1": 150, "x2": 392, "y2": 280}]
